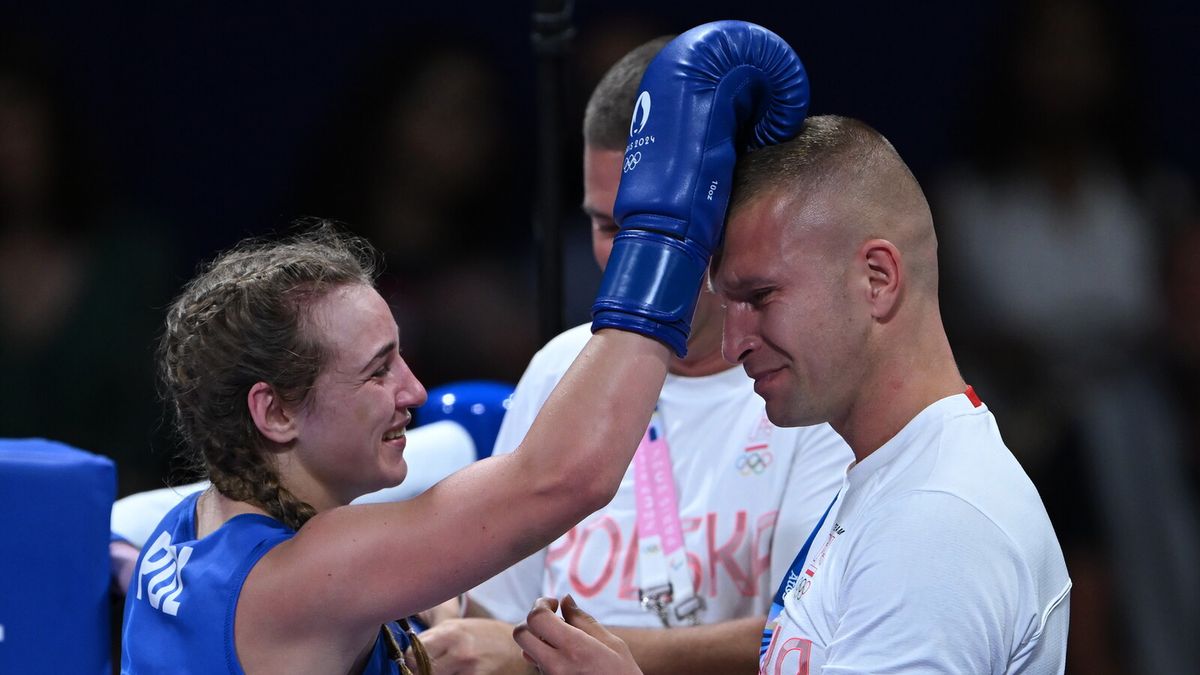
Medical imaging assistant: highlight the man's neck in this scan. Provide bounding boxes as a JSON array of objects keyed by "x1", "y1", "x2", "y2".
[{"x1": 838, "y1": 324, "x2": 965, "y2": 465}]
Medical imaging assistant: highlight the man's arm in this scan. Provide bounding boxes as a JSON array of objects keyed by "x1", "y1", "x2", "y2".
[
  {"x1": 417, "y1": 614, "x2": 764, "y2": 675},
  {"x1": 609, "y1": 616, "x2": 764, "y2": 674}
]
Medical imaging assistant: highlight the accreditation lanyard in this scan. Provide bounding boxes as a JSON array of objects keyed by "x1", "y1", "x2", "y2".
[
  {"x1": 633, "y1": 409, "x2": 705, "y2": 627},
  {"x1": 759, "y1": 490, "x2": 840, "y2": 658}
]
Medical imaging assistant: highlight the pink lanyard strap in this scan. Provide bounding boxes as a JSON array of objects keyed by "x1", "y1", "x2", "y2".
[{"x1": 633, "y1": 409, "x2": 704, "y2": 626}]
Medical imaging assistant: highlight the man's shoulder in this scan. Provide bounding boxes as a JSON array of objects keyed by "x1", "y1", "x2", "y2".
[
  {"x1": 923, "y1": 408, "x2": 1057, "y2": 547},
  {"x1": 860, "y1": 422, "x2": 1066, "y2": 588}
]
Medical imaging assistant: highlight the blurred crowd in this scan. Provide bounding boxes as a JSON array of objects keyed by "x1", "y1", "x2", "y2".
[
  {"x1": 930, "y1": 2, "x2": 1199, "y2": 672},
  {"x1": 1, "y1": 2, "x2": 1197, "y2": 673}
]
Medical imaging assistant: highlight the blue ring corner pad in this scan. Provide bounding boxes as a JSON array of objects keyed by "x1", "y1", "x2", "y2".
[
  {"x1": 415, "y1": 380, "x2": 515, "y2": 459},
  {"x1": 0, "y1": 438, "x2": 116, "y2": 674}
]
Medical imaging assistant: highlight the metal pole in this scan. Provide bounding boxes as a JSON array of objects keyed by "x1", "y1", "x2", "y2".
[{"x1": 530, "y1": 0, "x2": 574, "y2": 343}]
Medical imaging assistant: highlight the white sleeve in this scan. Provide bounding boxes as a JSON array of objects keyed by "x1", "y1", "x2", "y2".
[
  {"x1": 485, "y1": 344, "x2": 562, "y2": 459},
  {"x1": 468, "y1": 548, "x2": 550, "y2": 624},
  {"x1": 466, "y1": 338, "x2": 571, "y2": 622},
  {"x1": 769, "y1": 424, "x2": 850, "y2": 591},
  {"x1": 110, "y1": 480, "x2": 209, "y2": 548},
  {"x1": 822, "y1": 493, "x2": 1036, "y2": 674}
]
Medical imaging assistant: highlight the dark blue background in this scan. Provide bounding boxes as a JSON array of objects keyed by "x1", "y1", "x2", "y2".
[{"x1": 3, "y1": 1, "x2": 1195, "y2": 257}]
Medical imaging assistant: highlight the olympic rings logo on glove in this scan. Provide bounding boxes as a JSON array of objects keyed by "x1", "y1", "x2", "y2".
[
  {"x1": 623, "y1": 151, "x2": 642, "y2": 174},
  {"x1": 735, "y1": 450, "x2": 773, "y2": 475}
]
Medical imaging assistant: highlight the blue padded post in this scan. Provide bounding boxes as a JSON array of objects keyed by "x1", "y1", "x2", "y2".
[
  {"x1": 0, "y1": 438, "x2": 116, "y2": 674},
  {"x1": 415, "y1": 380, "x2": 515, "y2": 459}
]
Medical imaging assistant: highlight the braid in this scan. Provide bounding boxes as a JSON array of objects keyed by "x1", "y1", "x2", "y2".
[
  {"x1": 159, "y1": 222, "x2": 429, "y2": 671},
  {"x1": 382, "y1": 619, "x2": 433, "y2": 675},
  {"x1": 158, "y1": 222, "x2": 376, "y2": 528},
  {"x1": 206, "y1": 446, "x2": 317, "y2": 531}
]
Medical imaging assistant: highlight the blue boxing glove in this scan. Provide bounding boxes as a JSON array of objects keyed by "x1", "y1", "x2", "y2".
[{"x1": 591, "y1": 20, "x2": 809, "y2": 356}]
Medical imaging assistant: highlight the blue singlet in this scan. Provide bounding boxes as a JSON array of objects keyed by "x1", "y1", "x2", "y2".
[{"x1": 120, "y1": 491, "x2": 401, "y2": 674}]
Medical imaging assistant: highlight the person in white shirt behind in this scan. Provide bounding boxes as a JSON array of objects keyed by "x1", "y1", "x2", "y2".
[
  {"x1": 413, "y1": 36, "x2": 851, "y2": 674},
  {"x1": 514, "y1": 115, "x2": 1072, "y2": 675}
]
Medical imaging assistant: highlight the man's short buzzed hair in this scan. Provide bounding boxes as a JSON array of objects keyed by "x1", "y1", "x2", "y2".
[
  {"x1": 583, "y1": 36, "x2": 674, "y2": 150},
  {"x1": 728, "y1": 115, "x2": 939, "y2": 292},
  {"x1": 730, "y1": 115, "x2": 928, "y2": 220}
]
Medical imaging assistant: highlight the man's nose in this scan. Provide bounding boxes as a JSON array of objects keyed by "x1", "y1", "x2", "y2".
[{"x1": 721, "y1": 303, "x2": 758, "y2": 364}]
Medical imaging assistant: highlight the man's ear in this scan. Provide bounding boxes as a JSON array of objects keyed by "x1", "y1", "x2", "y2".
[
  {"x1": 862, "y1": 238, "x2": 902, "y2": 321},
  {"x1": 247, "y1": 381, "x2": 298, "y2": 445}
]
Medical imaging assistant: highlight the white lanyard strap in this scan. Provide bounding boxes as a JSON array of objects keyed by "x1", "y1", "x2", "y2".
[{"x1": 633, "y1": 409, "x2": 705, "y2": 626}]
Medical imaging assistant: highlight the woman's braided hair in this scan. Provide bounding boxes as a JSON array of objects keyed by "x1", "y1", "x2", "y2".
[
  {"x1": 158, "y1": 221, "x2": 430, "y2": 673},
  {"x1": 159, "y1": 221, "x2": 376, "y2": 528}
]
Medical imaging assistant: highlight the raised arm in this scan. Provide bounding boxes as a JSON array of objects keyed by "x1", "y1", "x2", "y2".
[{"x1": 260, "y1": 18, "x2": 810, "y2": 637}]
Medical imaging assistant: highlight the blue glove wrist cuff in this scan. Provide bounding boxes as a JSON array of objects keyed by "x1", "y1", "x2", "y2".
[{"x1": 591, "y1": 231, "x2": 709, "y2": 357}]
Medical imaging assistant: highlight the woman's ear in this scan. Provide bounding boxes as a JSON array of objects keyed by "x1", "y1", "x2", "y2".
[
  {"x1": 862, "y1": 238, "x2": 902, "y2": 321},
  {"x1": 247, "y1": 381, "x2": 298, "y2": 445}
]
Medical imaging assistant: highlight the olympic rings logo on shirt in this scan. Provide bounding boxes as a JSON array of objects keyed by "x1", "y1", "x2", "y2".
[
  {"x1": 735, "y1": 449, "x2": 773, "y2": 475},
  {"x1": 795, "y1": 576, "x2": 812, "y2": 598},
  {"x1": 623, "y1": 151, "x2": 642, "y2": 173}
]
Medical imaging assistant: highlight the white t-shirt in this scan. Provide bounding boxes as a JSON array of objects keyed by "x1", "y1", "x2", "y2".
[
  {"x1": 470, "y1": 324, "x2": 851, "y2": 627},
  {"x1": 760, "y1": 392, "x2": 1072, "y2": 674}
]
